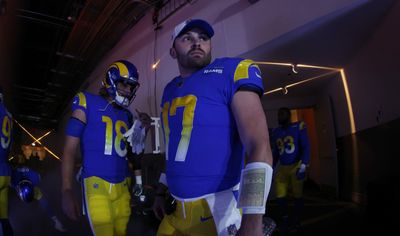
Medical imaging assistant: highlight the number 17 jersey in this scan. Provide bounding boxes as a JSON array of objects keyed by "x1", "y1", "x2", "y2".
[{"x1": 161, "y1": 57, "x2": 264, "y2": 199}]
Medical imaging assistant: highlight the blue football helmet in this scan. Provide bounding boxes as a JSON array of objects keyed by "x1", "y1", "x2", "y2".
[
  {"x1": 103, "y1": 60, "x2": 140, "y2": 107},
  {"x1": 16, "y1": 179, "x2": 34, "y2": 202}
]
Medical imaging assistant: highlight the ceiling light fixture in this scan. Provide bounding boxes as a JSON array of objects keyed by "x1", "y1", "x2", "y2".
[{"x1": 152, "y1": 59, "x2": 160, "y2": 69}]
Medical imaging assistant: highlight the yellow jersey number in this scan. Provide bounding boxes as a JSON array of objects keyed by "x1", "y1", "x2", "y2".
[
  {"x1": 1, "y1": 116, "x2": 12, "y2": 149},
  {"x1": 276, "y1": 136, "x2": 295, "y2": 155},
  {"x1": 162, "y1": 95, "x2": 197, "y2": 162},
  {"x1": 102, "y1": 116, "x2": 128, "y2": 157}
]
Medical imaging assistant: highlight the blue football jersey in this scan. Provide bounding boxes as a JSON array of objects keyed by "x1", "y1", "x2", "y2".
[
  {"x1": 161, "y1": 57, "x2": 264, "y2": 199},
  {"x1": 271, "y1": 121, "x2": 310, "y2": 166},
  {"x1": 71, "y1": 92, "x2": 133, "y2": 183},
  {"x1": 10, "y1": 166, "x2": 41, "y2": 188},
  {"x1": 0, "y1": 103, "x2": 12, "y2": 176}
]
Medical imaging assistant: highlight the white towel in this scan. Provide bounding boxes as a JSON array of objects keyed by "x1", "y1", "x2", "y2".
[{"x1": 205, "y1": 189, "x2": 242, "y2": 236}]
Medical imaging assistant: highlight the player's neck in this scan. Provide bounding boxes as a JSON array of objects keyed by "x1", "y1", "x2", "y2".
[
  {"x1": 179, "y1": 66, "x2": 198, "y2": 78},
  {"x1": 178, "y1": 63, "x2": 209, "y2": 78}
]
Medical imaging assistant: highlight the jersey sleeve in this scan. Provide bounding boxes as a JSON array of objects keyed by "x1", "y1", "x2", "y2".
[
  {"x1": 71, "y1": 92, "x2": 88, "y2": 115},
  {"x1": 231, "y1": 59, "x2": 264, "y2": 97}
]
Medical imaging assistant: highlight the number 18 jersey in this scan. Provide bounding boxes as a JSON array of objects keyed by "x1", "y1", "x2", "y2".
[{"x1": 72, "y1": 92, "x2": 132, "y2": 183}]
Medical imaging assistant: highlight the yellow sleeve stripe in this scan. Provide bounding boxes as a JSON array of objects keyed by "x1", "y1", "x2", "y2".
[
  {"x1": 77, "y1": 92, "x2": 87, "y2": 109},
  {"x1": 233, "y1": 59, "x2": 260, "y2": 82}
]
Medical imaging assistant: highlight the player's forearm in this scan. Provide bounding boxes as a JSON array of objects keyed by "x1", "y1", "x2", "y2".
[
  {"x1": 246, "y1": 139, "x2": 273, "y2": 166},
  {"x1": 241, "y1": 214, "x2": 263, "y2": 225},
  {"x1": 155, "y1": 180, "x2": 168, "y2": 196},
  {"x1": 61, "y1": 153, "x2": 75, "y2": 191},
  {"x1": 61, "y1": 137, "x2": 78, "y2": 191}
]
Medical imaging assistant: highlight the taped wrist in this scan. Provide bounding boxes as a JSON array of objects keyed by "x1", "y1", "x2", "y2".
[
  {"x1": 238, "y1": 162, "x2": 273, "y2": 214},
  {"x1": 135, "y1": 175, "x2": 142, "y2": 185},
  {"x1": 65, "y1": 117, "x2": 86, "y2": 137}
]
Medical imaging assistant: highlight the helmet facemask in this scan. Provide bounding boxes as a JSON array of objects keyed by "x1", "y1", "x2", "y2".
[{"x1": 114, "y1": 82, "x2": 140, "y2": 107}]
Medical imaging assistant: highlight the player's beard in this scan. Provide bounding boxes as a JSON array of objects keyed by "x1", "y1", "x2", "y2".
[{"x1": 177, "y1": 48, "x2": 211, "y2": 71}]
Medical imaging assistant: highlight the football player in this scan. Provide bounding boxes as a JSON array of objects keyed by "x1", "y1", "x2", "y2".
[
  {"x1": 11, "y1": 165, "x2": 66, "y2": 232},
  {"x1": 153, "y1": 19, "x2": 273, "y2": 236},
  {"x1": 61, "y1": 60, "x2": 149, "y2": 236},
  {"x1": 0, "y1": 88, "x2": 14, "y2": 235},
  {"x1": 271, "y1": 107, "x2": 310, "y2": 234}
]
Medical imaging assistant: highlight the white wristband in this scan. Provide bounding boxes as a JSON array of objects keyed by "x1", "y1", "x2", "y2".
[
  {"x1": 135, "y1": 175, "x2": 142, "y2": 185},
  {"x1": 238, "y1": 162, "x2": 273, "y2": 214}
]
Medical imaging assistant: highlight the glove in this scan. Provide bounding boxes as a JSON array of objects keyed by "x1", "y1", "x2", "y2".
[
  {"x1": 124, "y1": 120, "x2": 146, "y2": 154},
  {"x1": 132, "y1": 184, "x2": 143, "y2": 197},
  {"x1": 132, "y1": 128, "x2": 146, "y2": 154},
  {"x1": 296, "y1": 163, "x2": 307, "y2": 180}
]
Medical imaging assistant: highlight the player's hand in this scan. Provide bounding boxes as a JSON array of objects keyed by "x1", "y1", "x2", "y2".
[
  {"x1": 236, "y1": 215, "x2": 263, "y2": 236},
  {"x1": 135, "y1": 109, "x2": 152, "y2": 131},
  {"x1": 152, "y1": 195, "x2": 166, "y2": 220},
  {"x1": 132, "y1": 184, "x2": 143, "y2": 196},
  {"x1": 124, "y1": 120, "x2": 146, "y2": 154},
  {"x1": 61, "y1": 189, "x2": 81, "y2": 220},
  {"x1": 296, "y1": 163, "x2": 307, "y2": 180}
]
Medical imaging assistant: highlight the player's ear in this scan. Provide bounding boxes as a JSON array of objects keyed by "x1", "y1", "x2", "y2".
[{"x1": 170, "y1": 47, "x2": 177, "y2": 59}]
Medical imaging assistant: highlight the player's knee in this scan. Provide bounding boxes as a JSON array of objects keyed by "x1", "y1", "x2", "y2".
[
  {"x1": 275, "y1": 188, "x2": 287, "y2": 198},
  {"x1": 90, "y1": 209, "x2": 112, "y2": 225}
]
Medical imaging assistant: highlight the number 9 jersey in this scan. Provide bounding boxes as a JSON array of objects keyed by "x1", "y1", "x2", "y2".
[
  {"x1": 71, "y1": 91, "x2": 133, "y2": 183},
  {"x1": 161, "y1": 57, "x2": 264, "y2": 199},
  {"x1": 0, "y1": 102, "x2": 12, "y2": 176}
]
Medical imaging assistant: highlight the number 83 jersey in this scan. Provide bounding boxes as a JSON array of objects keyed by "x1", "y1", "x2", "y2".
[
  {"x1": 72, "y1": 92, "x2": 133, "y2": 183},
  {"x1": 161, "y1": 57, "x2": 264, "y2": 199}
]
